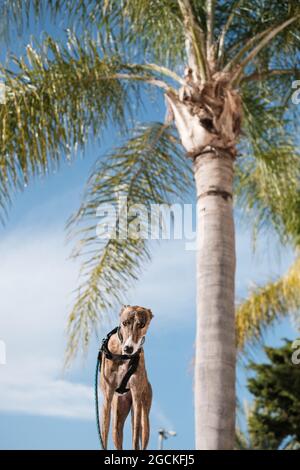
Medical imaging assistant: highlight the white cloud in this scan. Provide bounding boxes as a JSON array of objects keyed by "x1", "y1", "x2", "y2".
[
  {"x1": 0, "y1": 229, "x2": 95, "y2": 420},
  {"x1": 0, "y1": 356, "x2": 94, "y2": 419}
]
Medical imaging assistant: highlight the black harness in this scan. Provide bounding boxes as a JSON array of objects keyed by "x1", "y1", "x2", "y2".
[
  {"x1": 95, "y1": 326, "x2": 145, "y2": 449},
  {"x1": 98, "y1": 326, "x2": 144, "y2": 394}
]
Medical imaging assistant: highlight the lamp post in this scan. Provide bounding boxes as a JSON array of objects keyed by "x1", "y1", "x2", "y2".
[{"x1": 158, "y1": 428, "x2": 177, "y2": 450}]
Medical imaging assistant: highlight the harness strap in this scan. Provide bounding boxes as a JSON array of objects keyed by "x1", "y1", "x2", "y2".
[{"x1": 115, "y1": 355, "x2": 140, "y2": 394}]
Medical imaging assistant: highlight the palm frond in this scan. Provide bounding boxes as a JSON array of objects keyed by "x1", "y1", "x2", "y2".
[
  {"x1": 0, "y1": 0, "x2": 68, "y2": 41},
  {"x1": 178, "y1": 0, "x2": 208, "y2": 80},
  {"x1": 217, "y1": 0, "x2": 243, "y2": 65},
  {"x1": 0, "y1": 33, "x2": 170, "y2": 218},
  {"x1": 230, "y1": 15, "x2": 300, "y2": 85},
  {"x1": 236, "y1": 257, "x2": 300, "y2": 351},
  {"x1": 60, "y1": 0, "x2": 186, "y2": 68},
  {"x1": 235, "y1": 61, "x2": 300, "y2": 240},
  {"x1": 235, "y1": 139, "x2": 300, "y2": 243},
  {"x1": 65, "y1": 122, "x2": 192, "y2": 363},
  {"x1": 219, "y1": 1, "x2": 300, "y2": 71}
]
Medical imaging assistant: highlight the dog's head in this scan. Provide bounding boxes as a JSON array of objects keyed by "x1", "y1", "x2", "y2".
[{"x1": 118, "y1": 305, "x2": 153, "y2": 355}]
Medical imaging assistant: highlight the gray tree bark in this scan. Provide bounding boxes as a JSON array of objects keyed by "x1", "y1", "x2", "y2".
[{"x1": 193, "y1": 150, "x2": 236, "y2": 449}]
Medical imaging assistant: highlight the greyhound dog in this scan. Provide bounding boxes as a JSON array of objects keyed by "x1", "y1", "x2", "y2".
[{"x1": 100, "y1": 305, "x2": 153, "y2": 450}]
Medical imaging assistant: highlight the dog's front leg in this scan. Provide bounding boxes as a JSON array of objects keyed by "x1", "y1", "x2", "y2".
[
  {"x1": 131, "y1": 392, "x2": 142, "y2": 450},
  {"x1": 101, "y1": 389, "x2": 114, "y2": 449},
  {"x1": 112, "y1": 393, "x2": 132, "y2": 450}
]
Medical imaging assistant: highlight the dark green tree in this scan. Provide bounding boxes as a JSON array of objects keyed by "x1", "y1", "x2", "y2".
[{"x1": 247, "y1": 340, "x2": 300, "y2": 450}]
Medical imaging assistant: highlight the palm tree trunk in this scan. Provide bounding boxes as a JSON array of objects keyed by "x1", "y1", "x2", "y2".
[{"x1": 194, "y1": 150, "x2": 236, "y2": 450}]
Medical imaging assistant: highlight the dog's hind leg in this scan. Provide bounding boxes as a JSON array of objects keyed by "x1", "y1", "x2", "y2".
[
  {"x1": 112, "y1": 392, "x2": 132, "y2": 450},
  {"x1": 141, "y1": 382, "x2": 152, "y2": 449}
]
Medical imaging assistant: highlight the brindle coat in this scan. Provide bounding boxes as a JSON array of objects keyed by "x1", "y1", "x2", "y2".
[{"x1": 100, "y1": 305, "x2": 153, "y2": 450}]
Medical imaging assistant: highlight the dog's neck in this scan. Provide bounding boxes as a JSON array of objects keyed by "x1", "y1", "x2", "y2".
[{"x1": 108, "y1": 332, "x2": 123, "y2": 355}]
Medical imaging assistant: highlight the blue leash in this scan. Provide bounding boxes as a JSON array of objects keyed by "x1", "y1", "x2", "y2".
[{"x1": 95, "y1": 352, "x2": 105, "y2": 449}]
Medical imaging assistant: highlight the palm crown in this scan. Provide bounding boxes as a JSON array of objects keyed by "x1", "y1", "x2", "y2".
[{"x1": 1, "y1": 0, "x2": 300, "y2": 363}]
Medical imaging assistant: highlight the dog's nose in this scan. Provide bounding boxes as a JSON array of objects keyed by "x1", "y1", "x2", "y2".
[{"x1": 124, "y1": 345, "x2": 133, "y2": 354}]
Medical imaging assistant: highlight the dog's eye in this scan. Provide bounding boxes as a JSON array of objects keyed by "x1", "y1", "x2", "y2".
[
  {"x1": 137, "y1": 322, "x2": 145, "y2": 329},
  {"x1": 122, "y1": 321, "x2": 129, "y2": 327}
]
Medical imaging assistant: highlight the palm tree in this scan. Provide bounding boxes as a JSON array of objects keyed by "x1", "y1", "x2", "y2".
[{"x1": 1, "y1": 1, "x2": 300, "y2": 449}]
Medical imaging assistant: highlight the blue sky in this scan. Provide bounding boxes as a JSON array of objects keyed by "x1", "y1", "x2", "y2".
[
  {"x1": 0, "y1": 7, "x2": 299, "y2": 450},
  {"x1": 0, "y1": 154, "x2": 297, "y2": 450}
]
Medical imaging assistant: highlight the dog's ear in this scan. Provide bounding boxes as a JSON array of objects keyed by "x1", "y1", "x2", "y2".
[
  {"x1": 119, "y1": 305, "x2": 129, "y2": 316},
  {"x1": 147, "y1": 309, "x2": 154, "y2": 320}
]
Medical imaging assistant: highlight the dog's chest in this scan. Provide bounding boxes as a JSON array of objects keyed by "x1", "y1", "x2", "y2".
[
  {"x1": 108, "y1": 360, "x2": 130, "y2": 384},
  {"x1": 116, "y1": 361, "x2": 129, "y2": 380}
]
